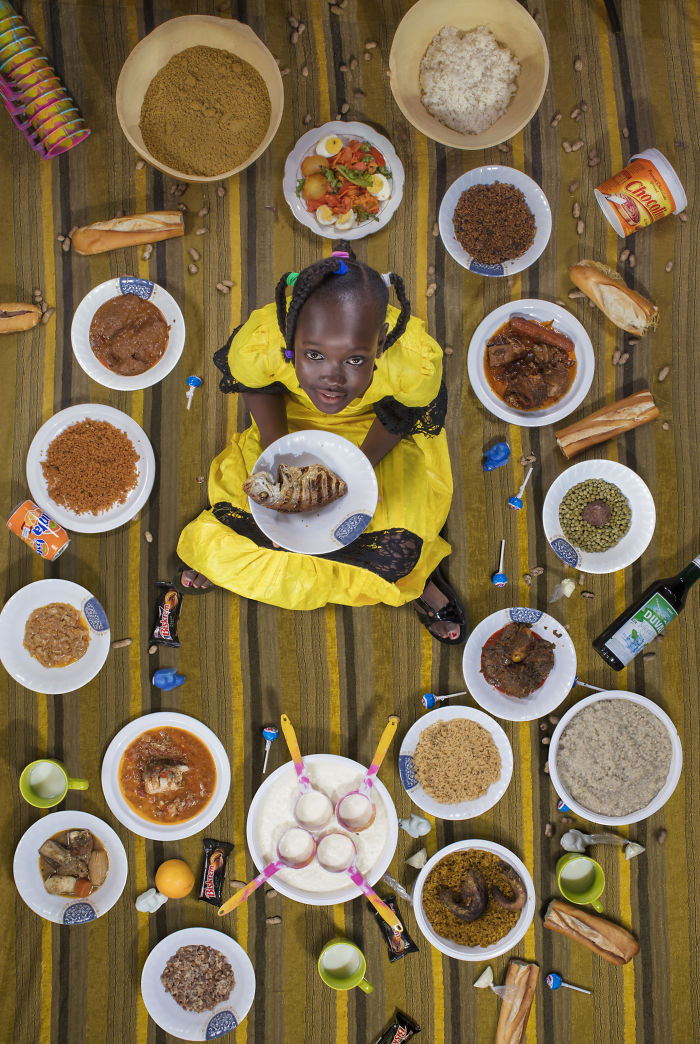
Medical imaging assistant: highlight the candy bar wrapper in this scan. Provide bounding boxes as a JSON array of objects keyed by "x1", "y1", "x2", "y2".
[
  {"x1": 372, "y1": 1010, "x2": 421, "y2": 1044},
  {"x1": 152, "y1": 582, "x2": 182, "y2": 648},
  {"x1": 199, "y1": 838, "x2": 233, "y2": 906},
  {"x1": 366, "y1": 893, "x2": 418, "y2": 962}
]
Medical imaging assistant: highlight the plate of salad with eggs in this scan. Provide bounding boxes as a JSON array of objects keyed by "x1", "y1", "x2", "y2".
[{"x1": 283, "y1": 121, "x2": 404, "y2": 239}]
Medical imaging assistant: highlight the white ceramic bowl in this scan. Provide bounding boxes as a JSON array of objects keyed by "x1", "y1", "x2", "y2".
[
  {"x1": 26, "y1": 403, "x2": 156, "y2": 534},
  {"x1": 542, "y1": 459, "x2": 656, "y2": 574},
  {"x1": 0, "y1": 579, "x2": 110, "y2": 694},
  {"x1": 101, "y1": 712, "x2": 231, "y2": 841},
  {"x1": 248, "y1": 430, "x2": 378, "y2": 554},
  {"x1": 283, "y1": 121, "x2": 405, "y2": 240},
  {"x1": 388, "y1": 0, "x2": 549, "y2": 150},
  {"x1": 13, "y1": 811, "x2": 128, "y2": 924},
  {"x1": 439, "y1": 167, "x2": 551, "y2": 277},
  {"x1": 141, "y1": 927, "x2": 255, "y2": 1041},
  {"x1": 71, "y1": 277, "x2": 185, "y2": 391},
  {"x1": 412, "y1": 839, "x2": 536, "y2": 961},
  {"x1": 462, "y1": 607, "x2": 577, "y2": 722},
  {"x1": 398, "y1": 706, "x2": 513, "y2": 820},
  {"x1": 548, "y1": 691, "x2": 683, "y2": 826},
  {"x1": 116, "y1": 15, "x2": 284, "y2": 182},
  {"x1": 467, "y1": 300, "x2": 595, "y2": 427},
  {"x1": 246, "y1": 753, "x2": 398, "y2": 907}
]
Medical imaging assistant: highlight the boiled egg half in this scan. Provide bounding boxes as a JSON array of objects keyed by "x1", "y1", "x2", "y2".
[
  {"x1": 368, "y1": 173, "x2": 391, "y2": 201},
  {"x1": 335, "y1": 210, "x2": 356, "y2": 231},
  {"x1": 316, "y1": 205, "x2": 337, "y2": 227},
  {"x1": 315, "y1": 135, "x2": 343, "y2": 158}
]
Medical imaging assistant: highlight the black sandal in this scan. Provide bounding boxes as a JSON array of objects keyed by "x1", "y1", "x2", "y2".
[
  {"x1": 412, "y1": 566, "x2": 468, "y2": 645},
  {"x1": 172, "y1": 563, "x2": 215, "y2": 596}
]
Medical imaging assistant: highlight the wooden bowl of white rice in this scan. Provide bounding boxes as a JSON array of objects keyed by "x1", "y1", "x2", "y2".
[{"x1": 388, "y1": 0, "x2": 549, "y2": 149}]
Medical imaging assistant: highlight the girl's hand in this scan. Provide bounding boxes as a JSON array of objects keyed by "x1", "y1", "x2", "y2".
[
  {"x1": 242, "y1": 391, "x2": 289, "y2": 449},
  {"x1": 360, "y1": 416, "x2": 402, "y2": 467}
]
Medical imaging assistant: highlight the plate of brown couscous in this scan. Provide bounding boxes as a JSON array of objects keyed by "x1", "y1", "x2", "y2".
[
  {"x1": 26, "y1": 404, "x2": 156, "y2": 534},
  {"x1": 398, "y1": 706, "x2": 513, "y2": 820},
  {"x1": 412, "y1": 839, "x2": 536, "y2": 961}
]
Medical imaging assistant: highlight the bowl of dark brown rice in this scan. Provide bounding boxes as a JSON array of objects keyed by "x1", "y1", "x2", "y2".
[
  {"x1": 548, "y1": 691, "x2": 682, "y2": 826},
  {"x1": 412, "y1": 840, "x2": 536, "y2": 961},
  {"x1": 398, "y1": 707, "x2": 513, "y2": 819},
  {"x1": 388, "y1": 0, "x2": 549, "y2": 150},
  {"x1": 140, "y1": 927, "x2": 256, "y2": 1040},
  {"x1": 438, "y1": 167, "x2": 551, "y2": 277}
]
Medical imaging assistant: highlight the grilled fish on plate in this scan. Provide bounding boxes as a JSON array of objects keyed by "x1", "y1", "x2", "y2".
[{"x1": 243, "y1": 462, "x2": 347, "y2": 513}]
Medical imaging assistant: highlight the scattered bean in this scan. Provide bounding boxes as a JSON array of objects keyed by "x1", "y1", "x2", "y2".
[
  {"x1": 41, "y1": 301, "x2": 48, "y2": 313},
  {"x1": 661, "y1": 421, "x2": 670, "y2": 431},
  {"x1": 568, "y1": 289, "x2": 585, "y2": 299},
  {"x1": 572, "y1": 201, "x2": 580, "y2": 219},
  {"x1": 619, "y1": 248, "x2": 630, "y2": 262},
  {"x1": 303, "y1": 114, "x2": 312, "y2": 124},
  {"x1": 217, "y1": 186, "x2": 226, "y2": 198},
  {"x1": 62, "y1": 238, "x2": 71, "y2": 252},
  {"x1": 658, "y1": 365, "x2": 670, "y2": 382},
  {"x1": 549, "y1": 715, "x2": 559, "y2": 725},
  {"x1": 612, "y1": 349, "x2": 621, "y2": 365},
  {"x1": 350, "y1": 57, "x2": 358, "y2": 70},
  {"x1": 678, "y1": 211, "x2": 688, "y2": 222},
  {"x1": 619, "y1": 352, "x2": 629, "y2": 365},
  {"x1": 339, "y1": 63, "x2": 349, "y2": 72},
  {"x1": 57, "y1": 234, "x2": 65, "y2": 242},
  {"x1": 290, "y1": 29, "x2": 299, "y2": 44},
  {"x1": 523, "y1": 573, "x2": 532, "y2": 587},
  {"x1": 571, "y1": 140, "x2": 585, "y2": 152},
  {"x1": 656, "y1": 828, "x2": 667, "y2": 844},
  {"x1": 148, "y1": 645, "x2": 157, "y2": 655},
  {"x1": 576, "y1": 219, "x2": 585, "y2": 235},
  {"x1": 578, "y1": 573, "x2": 586, "y2": 585},
  {"x1": 363, "y1": 51, "x2": 371, "y2": 61},
  {"x1": 341, "y1": 102, "x2": 350, "y2": 114},
  {"x1": 531, "y1": 566, "x2": 544, "y2": 577},
  {"x1": 562, "y1": 140, "x2": 572, "y2": 153},
  {"x1": 622, "y1": 126, "x2": 629, "y2": 138},
  {"x1": 520, "y1": 453, "x2": 537, "y2": 466},
  {"x1": 427, "y1": 264, "x2": 435, "y2": 276},
  {"x1": 297, "y1": 22, "x2": 306, "y2": 34},
  {"x1": 287, "y1": 15, "x2": 299, "y2": 27},
  {"x1": 330, "y1": 4, "x2": 342, "y2": 13},
  {"x1": 432, "y1": 221, "x2": 439, "y2": 237},
  {"x1": 497, "y1": 143, "x2": 509, "y2": 153},
  {"x1": 216, "y1": 282, "x2": 230, "y2": 294},
  {"x1": 543, "y1": 762, "x2": 550, "y2": 774},
  {"x1": 111, "y1": 638, "x2": 133, "y2": 649},
  {"x1": 545, "y1": 822, "x2": 555, "y2": 838},
  {"x1": 198, "y1": 206, "x2": 209, "y2": 217},
  {"x1": 642, "y1": 651, "x2": 656, "y2": 661},
  {"x1": 665, "y1": 260, "x2": 673, "y2": 272},
  {"x1": 141, "y1": 244, "x2": 153, "y2": 261},
  {"x1": 365, "y1": 40, "x2": 377, "y2": 49},
  {"x1": 539, "y1": 721, "x2": 548, "y2": 731},
  {"x1": 580, "y1": 101, "x2": 588, "y2": 112},
  {"x1": 144, "y1": 530, "x2": 153, "y2": 543},
  {"x1": 177, "y1": 202, "x2": 188, "y2": 212},
  {"x1": 542, "y1": 736, "x2": 550, "y2": 745},
  {"x1": 196, "y1": 475, "x2": 206, "y2": 483},
  {"x1": 266, "y1": 916, "x2": 282, "y2": 925},
  {"x1": 568, "y1": 180, "x2": 580, "y2": 194},
  {"x1": 550, "y1": 111, "x2": 562, "y2": 127},
  {"x1": 555, "y1": 298, "x2": 567, "y2": 308},
  {"x1": 444, "y1": 347, "x2": 454, "y2": 356},
  {"x1": 188, "y1": 263, "x2": 199, "y2": 275},
  {"x1": 267, "y1": 888, "x2": 278, "y2": 898},
  {"x1": 588, "y1": 156, "x2": 601, "y2": 167},
  {"x1": 574, "y1": 56, "x2": 583, "y2": 71},
  {"x1": 570, "y1": 107, "x2": 582, "y2": 121},
  {"x1": 189, "y1": 247, "x2": 200, "y2": 261},
  {"x1": 353, "y1": 88, "x2": 365, "y2": 98},
  {"x1": 302, "y1": 65, "x2": 309, "y2": 77},
  {"x1": 135, "y1": 158, "x2": 146, "y2": 170},
  {"x1": 195, "y1": 227, "x2": 208, "y2": 236},
  {"x1": 426, "y1": 282, "x2": 437, "y2": 297},
  {"x1": 280, "y1": 67, "x2": 290, "y2": 76},
  {"x1": 221, "y1": 279, "x2": 236, "y2": 287},
  {"x1": 560, "y1": 815, "x2": 574, "y2": 824},
  {"x1": 41, "y1": 307, "x2": 55, "y2": 324},
  {"x1": 581, "y1": 590, "x2": 595, "y2": 599},
  {"x1": 230, "y1": 879, "x2": 246, "y2": 890}
]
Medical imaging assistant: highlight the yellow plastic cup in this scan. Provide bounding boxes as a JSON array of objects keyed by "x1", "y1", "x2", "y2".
[
  {"x1": 19, "y1": 758, "x2": 88, "y2": 808},
  {"x1": 556, "y1": 853, "x2": 606, "y2": 913},
  {"x1": 318, "y1": 939, "x2": 373, "y2": 994}
]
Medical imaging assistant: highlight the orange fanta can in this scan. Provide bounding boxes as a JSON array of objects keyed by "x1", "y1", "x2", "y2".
[{"x1": 6, "y1": 499, "x2": 70, "y2": 559}]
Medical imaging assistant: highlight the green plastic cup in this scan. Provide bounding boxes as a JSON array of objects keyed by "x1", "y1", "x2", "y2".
[
  {"x1": 318, "y1": 939, "x2": 373, "y2": 994},
  {"x1": 556, "y1": 853, "x2": 606, "y2": 912},
  {"x1": 19, "y1": 758, "x2": 88, "y2": 808}
]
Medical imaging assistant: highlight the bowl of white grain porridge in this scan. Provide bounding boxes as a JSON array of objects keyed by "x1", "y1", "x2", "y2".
[
  {"x1": 388, "y1": 0, "x2": 549, "y2": 150},
  {"x1": 548, "y1": 691, "x2": 682, "y2": 826}
]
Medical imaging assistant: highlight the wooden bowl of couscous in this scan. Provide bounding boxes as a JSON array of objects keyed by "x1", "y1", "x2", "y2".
[{"x1": 388, "y1": 0, "x2": 549, "y2": 149}]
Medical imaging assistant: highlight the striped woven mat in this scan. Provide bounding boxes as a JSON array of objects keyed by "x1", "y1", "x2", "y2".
[{"x1": 1, "y1": 0, "x2": 698, "y2": 1041}]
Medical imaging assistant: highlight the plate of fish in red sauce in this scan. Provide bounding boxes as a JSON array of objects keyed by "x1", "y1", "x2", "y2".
[
  {"x1": 467, "y1": 301, "x2": 594, "y2": 427},
  {"x1": 13, "y1": 811, "x2": 128, "y2": 923},
  {"x1": 462, "y1": 608, "x2": 577, "y2": 721},
  {"x1": 101, "y1": 712, "x2": 231, "y2": 840}
]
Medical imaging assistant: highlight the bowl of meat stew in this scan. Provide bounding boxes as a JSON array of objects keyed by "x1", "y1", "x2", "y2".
[{"x1": 467, "y1": 300, "x2": 595, "y2": 427}]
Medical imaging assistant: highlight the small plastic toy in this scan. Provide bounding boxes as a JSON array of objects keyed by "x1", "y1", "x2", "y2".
[
  {"x1": 482, "y1": 442, "x2": 510, "y2": 472},
  {"x1": 492, "y1": 539, "x2": 508, "y2": 587},
  {"x1": 261, "y1": 723, "x2": 279, "y2": 774},
  {"x1": 546, "y1": 972, "x2": 591, "y2": 995},
  {"x1": 152, "y1": 667, "x2": 186, "y2": 691},
  {"x1": 398, "y1": 812, "x2": 431, "y2": 838},
  {"x1": 508, "y1": 466, "x2": 534, "y2": 510},
  {"x1": 185, "y1": 375, "x2": 202, "y2": 410},
  {"x1": 421, "y1": 690, "x2": 467, "y2": 709}
]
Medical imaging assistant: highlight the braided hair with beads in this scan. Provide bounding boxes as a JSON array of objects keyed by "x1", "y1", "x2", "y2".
[{"x1": 273, "y1": 244, "x2": 411, "y2": 360}]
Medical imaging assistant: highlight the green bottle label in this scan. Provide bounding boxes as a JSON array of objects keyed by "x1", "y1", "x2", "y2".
[{"x1": 604, "y1": 593, "x2": 677, "y2": 666}]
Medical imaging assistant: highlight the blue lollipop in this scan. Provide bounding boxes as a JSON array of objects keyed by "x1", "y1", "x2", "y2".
[
  {"x1": 482, "y1": 442, "x2": 511, "y2": 472},
  {"x1": 508, "y1": 466, "x2": 534, "y2": 510},
  {"x1": 421, "y1": 690, "x2": 467, "y2": 709},
  {"x1": 546, "y1": 972, "x2": 591, "y2": 995},
  {"x1": 492, "y1": 539, "x2": 508, "y2": 587},
  {"x1": 185, "y1": 375, "x2": 202, "y2": 410},
  {"x1": 261, "y1": 724, "x2": 279, "y2": 774}
]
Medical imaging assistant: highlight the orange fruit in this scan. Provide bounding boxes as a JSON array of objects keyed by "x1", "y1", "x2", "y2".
[{"x1": 155, "y1": 859, "x2": 195, "y2": 899}]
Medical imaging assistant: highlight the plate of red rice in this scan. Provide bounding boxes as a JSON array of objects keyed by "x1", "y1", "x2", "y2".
[{"x1": 26, "y1": 404, "x2": 156, "y2": 533}]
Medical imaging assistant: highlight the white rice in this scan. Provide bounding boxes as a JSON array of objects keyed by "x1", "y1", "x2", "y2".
[{"x1": 419, "y1": 25, "x2": 520, "y2": 135}]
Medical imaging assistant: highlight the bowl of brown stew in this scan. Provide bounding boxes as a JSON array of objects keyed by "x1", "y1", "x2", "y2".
[
  {"x1": 71, "y1": 276, "x2": 185, "y2": 391},
  {"x1": 101, "y1": 712, "x2": 231, "y2": 840},
  {"x1": 467, "y1": 300, "x2": 595, "y2": 427}
]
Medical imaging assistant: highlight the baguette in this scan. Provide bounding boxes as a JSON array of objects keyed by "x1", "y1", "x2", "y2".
[
  {"x1": 555, "y1": 389, "x2": 660, "y2": 458},
  {"x1": 494, "y1": 960, "x2": 539, "y2": 1044},
  {"x1": 544, "y1": 899, "x2": 639, "y2": 965},
  {"x1": 569, "y1": 259, "x2": 659, "y2": 335},
  {"x1": 71, "y1": 211, "x2": 184, "y2": 255},
  {"x1": 0, "y1": 303, "x2": 42, "y2": 333}
]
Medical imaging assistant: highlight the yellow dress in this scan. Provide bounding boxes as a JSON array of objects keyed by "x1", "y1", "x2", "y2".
[{"x1": 177, "y1": 302, "x2": 453, "y2": 610}]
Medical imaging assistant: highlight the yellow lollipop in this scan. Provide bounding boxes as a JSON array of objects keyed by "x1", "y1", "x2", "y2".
[{"x1": 155, "y1": 859, "x2": 195, "y2": 899}]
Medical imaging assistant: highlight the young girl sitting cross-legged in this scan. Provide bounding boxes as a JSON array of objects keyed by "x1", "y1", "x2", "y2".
[{"x1": 176, "y1": 245, "x2": 468, "y2": 644}]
